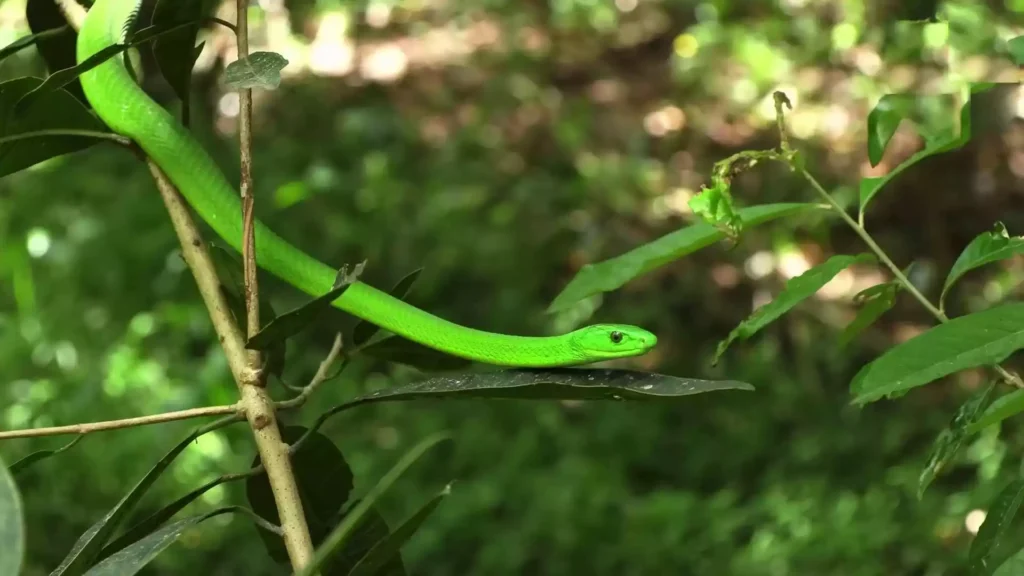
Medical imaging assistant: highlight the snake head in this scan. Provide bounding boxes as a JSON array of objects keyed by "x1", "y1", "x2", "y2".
[{"x1": 570, "y1": 324, "x2": 657, "y2": 360}]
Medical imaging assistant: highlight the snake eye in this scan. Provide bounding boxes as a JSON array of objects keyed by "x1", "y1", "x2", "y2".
[{"x1": 610, "y1": 331, "x2": 623, "y2": 344}]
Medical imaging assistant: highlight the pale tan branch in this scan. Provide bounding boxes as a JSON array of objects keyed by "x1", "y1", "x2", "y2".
[{"x1": 0, "y1": 404, "x2": 241, "y2": 440}]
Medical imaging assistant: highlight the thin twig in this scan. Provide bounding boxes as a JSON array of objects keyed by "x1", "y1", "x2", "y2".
[
  {"x1": 0, "y1": 404, "x2": 241, "y2": 440},
  {"x1": 0, "y1": 130, "x2": 131, "y2": 147},
  {"x1": 236, "y1": 0, "x2": 260, "y2": 360},
  {"x1": 277, "y1": 333, "x2": 346, "y2": 410}
]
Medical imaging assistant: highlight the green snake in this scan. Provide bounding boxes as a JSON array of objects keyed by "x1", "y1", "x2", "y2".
[{"x1": 74, "y1": 0, "x2": 657, "y2": 367}]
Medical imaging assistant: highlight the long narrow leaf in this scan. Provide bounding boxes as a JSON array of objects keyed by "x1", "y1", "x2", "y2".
[{"x1": 347, "y1": 485, "x2": 450, "y2": 576}]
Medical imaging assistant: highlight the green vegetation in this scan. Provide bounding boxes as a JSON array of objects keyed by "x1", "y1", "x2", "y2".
[{"x1": 1, "y1": 0, "x2": 1024, "y2": 574}]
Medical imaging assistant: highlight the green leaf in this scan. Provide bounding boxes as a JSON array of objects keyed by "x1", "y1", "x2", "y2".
[
  {"x1": 348, "y1": 486, "x2": 449, "y2": 576},
  {"x1": 942, "y1": 223, "x2": 1024, "y2": 307},
  {"x1": 352, "y1": 269, "x2": 423, "y2": 347},
  {"x1": 715, "y1": 253, "x2": 875, "y2": 362},
  {"x1": 336, "y1": 369, "x2": 754, "y2": 410},
  {"x1": 851, "y1": 303, "x2": 1024, "y2": 405},
  {"x1": 49, "y1": 416, "x2": 237, "y2": 576},
  {"x1": 866, "y1": 93, "x2": 955, "y2": 167},
  {"x1": 246, "y1": 426, "x2": 353, "y2": 565},
  {"x1": 859, "y1": 88, "x2": 981, "y2": 217},
  {"x1": 0, "y1": 77, "x2": 109, "y2": 178},
  {"x1": 357, "y1": 335, "x2": 472, "y2": 372},
  {"x1": 223, "y1": 52, "x2": 289, "y2": 90},
  {"x1": 971, "y1": 480, "x2": 1024, "y2": 575},
  {"x1": 245, "y1": 262, "x2": 363, "y2": 352},
  {"x1": 1008, "y1": 35, "x2": 1024, "y2": 66},
  {"x1": 9, "y1": 435, "x2": 82, "y2": 477},
  {"x1": 96, "y1": 475, "x2": 235, "y2": 563},
  {"x1": 297, "y1": 433, "x2": 451, "y2": 576},
  {"x1": 83, "y1": 509, "x2": 234, "y2": 576},
  {"x1": 0, "y1": 25, "x2": 71, "y2": 65},
  {"x1": 13, "y1": 19, "x2": 208, "y2": 116},
  {"x1": 968, "y1": 389, "x2": 1024, "y2": 434},
  {"x1": 331, "y1": 505, "x2": 405, "y2": 576},
  {"x1": 994, "y1": 542, "x2": 1024, "y2": 576},
  {"x1": 0, "y1": 453, "x2": 25, "y2": 576},
  {"x1": 152, "y1": 0, "x2": 207, "y2": 126},
  {"x1": 838, "y1": 282, "x2": 898, "y2": 347},
  {"x1": 25, "y1": 0, "x2": 85, "y2": 103},
  {"x1": 546, "y1": 203, "x2": 824, "y2": 313},
  {"x1": 688, "y1": 178, "x2": 742, "y2": 239},
  {"x1": 917, "y1": 381, "x2": 995, "y2": 498}
]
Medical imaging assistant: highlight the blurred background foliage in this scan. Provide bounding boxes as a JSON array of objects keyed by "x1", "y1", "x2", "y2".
[{"x1": 1, "y1": 0, "x2": 1024, "y2": 574}]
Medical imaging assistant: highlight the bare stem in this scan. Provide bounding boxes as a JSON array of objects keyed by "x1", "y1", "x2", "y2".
[
  {"x1": 0, "y1": 404, "x2": 241, "y2": 440},
  {"x1": 277, "y1": 333, "x2": 346, "y2": 410}
]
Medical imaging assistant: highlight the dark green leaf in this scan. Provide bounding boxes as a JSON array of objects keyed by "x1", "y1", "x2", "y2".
[
  {"x1": 331, "y1": 505, "x2": 405, "y2": 576},
  {"x1": 968, "y1": 389, "x2": 1024, "y2": 434},
  {"x1": 918, "y1": 381, "x2": 995, "y2": 498},
  {"x1": 715, "y1": 253, "x2": 876, "y2": 362},
  {"x1": 340, "y1": 368, "x2": 754, "y2": 408},
  {"x1": 352, "y1": 269, "x2": 423, "y2": 347},
  {"x1": 0, "y1": 25, "x2": 71, "y2": 65},
  {"x1": 49, "y1": 416, "x2": 237, "y2": 576},
  {"x1": 348, "y1": 486, "x2": 449, "y2": 576},
  {"x1": 298, "y1": 433, "x2": 450, "y2": 576},
  {"x1": 97, "y1": 475, "x2": 234, "y2": 562},
  {"x1": 25, "y1": 0, "x2": 85, "y2": 103},
  {"x1": 246, "y1": 426, "x2": 353, "y2": 564},
  {"x1": 358, "y1": 335, "x2": 472, "y2": 372},
  {"x1": 851, "y1": 303, "x2": 1024, "y2": 405},
  {"x1": 971, "y1": 480, "x2": 1024, "y2": 575},
  {"x1": 223, "y1": 51, "x2": 289, "y2": 90},
  {"x1": 84, "y1": 509, "x2": 233, "y2": 576},
  {"x1": 0, "y1": 453, "x2": 25, "y2": 576},
  {"x1": 838, "y1": 282, "x2": 898, "y2": 347},
  {"x1": 14, "y1": 20, "x2": 207, "y2": 115},
  {"x1": 9, "y1": 434, "x2": 82, "y2": 477},
  {"x1": 942, "y1": 222, "x2": 1024, "y2": 306},
  {"x1": 0, "y1": 77, "x2": 109, "y2": 178},
  {"x1": 994, "y1": 542, "x2": 1024, "y2": 576},
  {"x1": 245, "y1": 263, "x2": 363, "y2": 351},
  {"x1": 1008, "y1": 35, "x2": 1024, "y2": 66},
  {"x1": 152, "y1": 0, "x2": 207, "y2": 125},
  {"x1": 546, "y1": 203, "x2": 824, "y2": 313}
]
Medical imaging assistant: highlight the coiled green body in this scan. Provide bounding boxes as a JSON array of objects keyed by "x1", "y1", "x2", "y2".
[{"x1": 75, "y1": 0, "x2": 656, "y2": 367}]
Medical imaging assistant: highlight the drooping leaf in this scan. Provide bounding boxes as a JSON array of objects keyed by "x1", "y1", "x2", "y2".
[
  {"x1": 49, "y1": 416, "x2": 239, "y2": 576},
  {"x1": 0, "y1": 77, "x2": 110, "y2": 178},
  {"x1": 352, "y1": 269, "x2": 423, "y2": 347},
  {"x1": 348, "y1": 486, "x2": 449, "y2": 576},
  {"x1": 9, "y1": 434, "x2": 83, "y2": 477},
  {"x1": 917, "y1": 381, "x2": 995, "y2": 498},
  {"x1": 688, "y1": 177, "x2": 742, "y2": 239},
  {"x1": 851, "y1": 303, "x2": 1024, "y2": 405},
  {"x1": 25, "y1": 0, "x2": 85, "y2": 103},
  {"x1": 0, "y1": 453, "x2": 25, "y2": 576},
  {"x1": 245, "y1": 262, "x2": 363, "y2": 352},
  {"x1": 96, "y1": 475, "x2": 237, "y2": 562},
  {"x1": 357, "y1": 335, "x2": 472, "y2": 372},
  {"x1": 547, "y1": 203, "x2": 824, "y2": 313},
  {"x1": 223, "y1": 52, "x2": 289, "y2": 90},
  {"x1": 968, "y1": 389, "x2": 1024, "y2": 434},
  {"x1": 297, "y1": 433, "x2": 450, "y2": 576},
  {"x1": 942, "y1": 223, "x2": 1024, "y2": 307},
  {"x1": 152, "y1": 0, "x2": 208, "y2": 126},
  {"x1": 715, "y1": 253, "x2": 876, "y2": 362},
  {"x1": 245, "y1": 426, "x2": 353, "y2": 564},
  {"x1": 971, "y1": 479, "x2": 1024, "y2": 575},
  {"x1": 838, "y1": 282, "x2": 898, "y2": 347},
  {"x1": 83, "y1": 509, "x2": 235, "y2": 576}
]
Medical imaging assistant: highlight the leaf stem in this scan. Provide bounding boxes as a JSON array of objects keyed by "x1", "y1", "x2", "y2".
[
  {"x1": 0, "y1": 404, "x2": 241, "y2": 440},
  {"x1": 0, "y1": 129, "x2": 131, "y2": 147}
]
